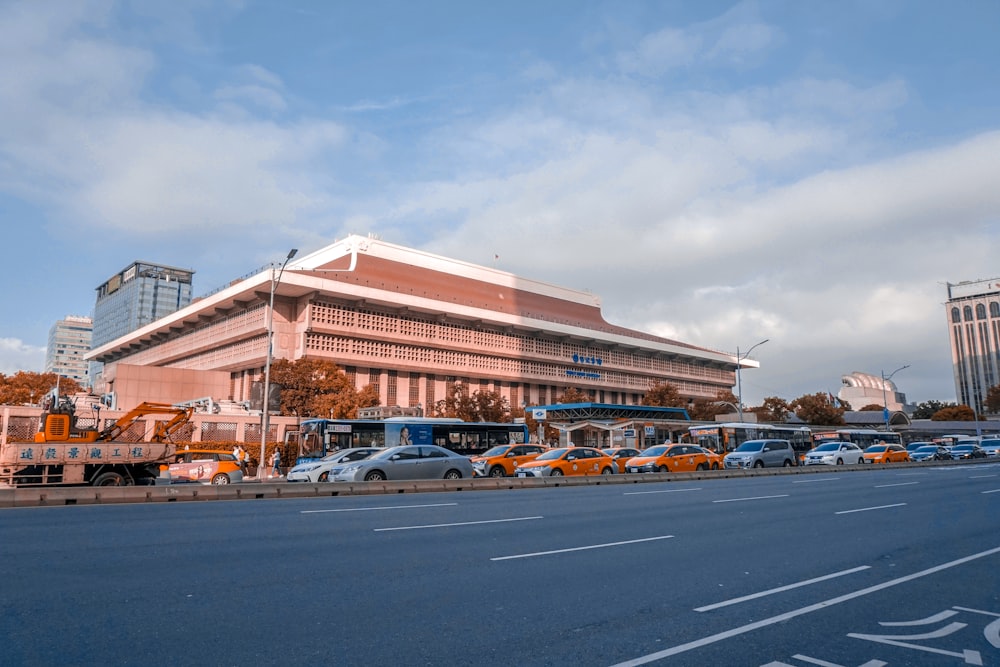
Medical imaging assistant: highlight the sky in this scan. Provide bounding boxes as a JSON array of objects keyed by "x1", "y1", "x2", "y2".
[{"x1": 1, "y1": 0, "x2": 998, "y2": 408}]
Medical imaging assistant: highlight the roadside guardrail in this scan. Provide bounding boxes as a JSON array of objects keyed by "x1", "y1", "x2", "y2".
[{"x1": 0, "y1": 459, "x2": 988, "y2": 508}]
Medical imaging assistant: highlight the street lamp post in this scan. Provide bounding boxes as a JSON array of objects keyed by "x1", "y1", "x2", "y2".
[
  {"x1": 880, "y1": 364, "x2": 910, "y2": 432},
  {"x1": 736, "y1": 339, "x2": 769, "y2": 422},
  {"x1": 259, "y1": 248, "x2": 298, "y2": 479}
]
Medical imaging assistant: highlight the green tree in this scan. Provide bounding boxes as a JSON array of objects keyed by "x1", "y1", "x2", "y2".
[
  {"x1": 687, "y1": 389, "x2": 740, "y2": 421},
  {"x1": 472, "y1": 389, "x2": 510, "y2": 423},
  {"x1": 641, "y1": 381, "x2": 685, "y2": 408},
  {"x1": 912, "y1": 400, "x2": 951, "y2": 419},
  {"x1": 556, "y1": 387, "x2": 591, "y2": 404},
  {"x1": 931, "y1": 405, "x2": 976, "y2": 421},
  {"x1": 748, "y1": 396, "x2": 790, "y2": 423},
  {"x1": 985, "y1": 385, "x2": 1000, "y2": 415},
  {"x1": 433, "y1": 384, "x2": 511, "y2": 422},
  {"x1": 269, "y1": 358, "x2": 378, "y2": 418},
  {"x1": 0, "y1": 371, "x2": 84, "y2": 406},
  {"x1": 790, "y1": 392, "x2": 846, "y2": 425}
]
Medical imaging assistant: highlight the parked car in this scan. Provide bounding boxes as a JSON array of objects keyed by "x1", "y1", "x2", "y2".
[
  {"x1": 723, "y1": 440, "x2": 797, "y2": 469},
  {"x1": 909, "y1": 445, "x2": 952, "y2": 462},
  {"x1": 863, "y1": 443, "x2": 909, "y2": 464},
  {"x1": 601, "y1": 447, "x2": 643, "y2": 473},
  {"x1": 624, "y1": 444, "x2": 716, "y2": 473},
  {"x1": 167, "y1": 450, "x2": 243, "y2": 485},
  {"x1": 692, "y1": 446, "x2": 723, "y2": 470},
  {"x1": 980, "y1": 438, "x2": 1000, "y2": 457},
  {"x1": 470, "y1": 444, "x2": 547, "y2": 477},
  {"x1": 949, "y1": 443, "x2": 988, "y2": 460},
  {"x1": 330, "y1": 445, "x2": 474, "y2": 482},
  {"x1": 286, "y1": 447, "x2": 381, "y2": 482},
  {"x1": 804, "y1": 441, "x2": 866, "y2": 466},
  {"x1": 514, "y1": 447, "x2": 615, "y2": 477},
  {"x1": 905, "y1": 441, "x2": 934, "y2": 454}
]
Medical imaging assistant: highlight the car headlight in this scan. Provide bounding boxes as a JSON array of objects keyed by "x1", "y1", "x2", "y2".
[{"x1": 340, "y1": 464, "x2": 363, "y2": 474}]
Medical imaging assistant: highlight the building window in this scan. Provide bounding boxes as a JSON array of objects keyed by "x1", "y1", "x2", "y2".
[
  {"x1": 976, "y1": 304, "x2": 987, "y2": 320},
  {"x1": 991, "y1": 302, "x2": 1000, "y2": 318},
  {"x1": 952, "y1": 307, "x2": 961, "y2": 323},
  {"x1": 964, "y1": 306, "x2": 974, "y2": 321}
]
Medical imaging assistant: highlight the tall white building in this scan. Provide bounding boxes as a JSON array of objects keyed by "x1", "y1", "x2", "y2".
[
  {"x1": 45, "y1": 315, "x2": 93, "y2": 386},
  {"x1": 946, "y1": 277, "x2": 1000, "y2": 414}
]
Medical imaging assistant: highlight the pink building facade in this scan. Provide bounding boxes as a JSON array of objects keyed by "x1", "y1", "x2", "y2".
[{"x1": 88, "y1": 235, "x2": 745, "y2": 412}]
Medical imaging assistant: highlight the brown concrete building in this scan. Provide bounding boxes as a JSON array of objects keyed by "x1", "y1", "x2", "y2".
[{"x1": 87, "y1": 235, "x2": 748, "y2": 412}]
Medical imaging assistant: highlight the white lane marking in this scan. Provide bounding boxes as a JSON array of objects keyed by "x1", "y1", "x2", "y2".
[
  {"x1": 694, "y1": 566, "x2": 871, "y2": 612},
  {"x1": 712, "y1": 494, "x2": 789, "y2": 503},
  {"x1": 608, "y1": 545, "x2": 1000, "y2": 667},
  {"x1": 878, "y1": 609, "x2": 958, "y2": 626},
  {"x1": 895, "y1": 472, "x2": 928, "y2": 477},
  {"x1": 970, "y1": 474, "x2": 998, "y2": 479},
  {"x1": 374, "y1": 516, "x2": 543, "y2": 532},
  {"x1": 789, "y1": 655, "x2": 887, "y2": 667},
  {"x1": 982, "y1": 488, "x2": 1000, "y2": 494},
  {"x1": 874, "y1": 482, "x2": 919, "y2": 488},
  {"x1": 301, "y1": 502, "x2": 458, "y2": 514},
  {"x1": 491, "y1": 535, "x2": 673, "y2": 561},
  {"x1": 624, "y1": 488, "x2": 701, "y2": 495},
  {"x1": 835, "y1": 503, "x2": 907, "y2": 515},
  {"x1": 792, "y1": 477, "x2": 840, "y2": 484}
]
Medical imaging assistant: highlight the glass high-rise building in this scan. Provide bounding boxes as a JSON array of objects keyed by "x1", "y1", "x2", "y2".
[
  {"x1": 90, "y1": 261, "x2": 194, "y2": 388},
  {"x1": 45, "y1": 315, "x2": 93, "y2": 386},
  {"x1": 946, "y1": 277, "x2": 1000, "y2": 414}
]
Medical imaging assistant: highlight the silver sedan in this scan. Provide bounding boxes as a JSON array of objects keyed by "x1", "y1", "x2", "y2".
[{"x1": 330, "y1": 445, "x2": 474, "y2": 482}]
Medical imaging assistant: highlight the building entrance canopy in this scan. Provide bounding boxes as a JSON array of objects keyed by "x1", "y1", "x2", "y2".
[{"x1": 528, "y1": 403, "x2": 692, "y2": 449}]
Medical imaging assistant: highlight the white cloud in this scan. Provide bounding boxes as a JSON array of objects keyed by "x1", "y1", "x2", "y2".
[{"x1": 0, "y1": 338, "x2": 45, "y2": 375}]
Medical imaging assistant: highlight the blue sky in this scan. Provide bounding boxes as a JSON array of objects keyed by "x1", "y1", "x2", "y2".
[{"x1": 2, "y1": 0, "x2": 999, "y2": 407}]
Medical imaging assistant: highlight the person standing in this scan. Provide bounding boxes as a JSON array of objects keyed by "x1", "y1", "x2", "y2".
[{"x1": 270, "y1": 447, "x2": 282, "y2": 478}]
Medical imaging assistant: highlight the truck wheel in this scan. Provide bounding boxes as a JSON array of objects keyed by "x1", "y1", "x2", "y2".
[
  {"x1": 93, "y1": 472, "x2": 125, "y2": 486},
  {"x1": 211, "y1": 473, "x2": 231, "y2": 485}
]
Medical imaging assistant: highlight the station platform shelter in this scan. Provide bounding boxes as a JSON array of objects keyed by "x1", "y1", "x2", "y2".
[{"x1": 528, "y1": 402, "x2": 694, "y2": 450}]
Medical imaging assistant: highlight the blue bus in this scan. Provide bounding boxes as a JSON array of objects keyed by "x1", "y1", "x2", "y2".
[{"x1": 292, "y1": 418, "x2": 530, "y2": 464}]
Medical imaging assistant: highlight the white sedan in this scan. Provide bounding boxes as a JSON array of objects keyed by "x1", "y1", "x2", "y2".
[
  {"x1": 286, "y1": 447, "x2": 381, "y2": 482},
  {"x1": 803, "y1": 441, "x2": 866, "y2": 465}
]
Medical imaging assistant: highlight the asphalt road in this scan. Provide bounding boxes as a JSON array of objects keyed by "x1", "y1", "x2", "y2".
[{"x1": 1, "y1": 462, "x2": 999, "y2": 666}]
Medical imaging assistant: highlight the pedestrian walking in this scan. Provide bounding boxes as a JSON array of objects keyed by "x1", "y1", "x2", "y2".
[{"x1": 270, "y1": 448, "x2": 282, "y2": 478}]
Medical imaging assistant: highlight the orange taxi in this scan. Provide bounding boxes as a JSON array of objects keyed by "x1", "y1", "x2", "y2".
[
  {"x1": 166, "y1": 449, "x2": 243, "y2": 484},
  {"x1": 692, "y1": 446, "x2": 723, "y2": 470},
  {"x1": 601, "y1": 447, "x2": 643, "y2": 473},
  {"x1": 863, "y1": 443, "x2": 909, "y2": 464},
  {"x1": 623, "y1": 444, "x2": 715, "y2": 474},
  {"x1": 471, "y1": 443, "x2": 547, "y2": 477},
  {"x1": 514, "y1": 447, "x2": 615, "y2": 477}
]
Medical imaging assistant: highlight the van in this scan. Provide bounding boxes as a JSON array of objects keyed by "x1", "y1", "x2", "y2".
[{"x1": 723, "y1": 439, "x2": 797, "y2": 469}]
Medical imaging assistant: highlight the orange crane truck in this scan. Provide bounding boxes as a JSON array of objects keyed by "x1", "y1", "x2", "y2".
[{"x1": 0, "y1": 396, "x2": 194, "y2": 487}]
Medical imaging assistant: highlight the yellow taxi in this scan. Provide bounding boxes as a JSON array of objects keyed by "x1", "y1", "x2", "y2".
[
  {"x1": 166, "y1": 449, "x2": 243, "y2": 484},
  {"x1": 601, "y1": 447, "x2": 643, "y2": 473},
  {"x1": 470, "y1": 443, "x2": 547, "y2": 477},
  {"x1": 863, "y1": 443, "x2": 909, "y2": 464},
  {"x1": 693, "y1": 446, "x2": 723, "y2": 470},
  {"x1": 623, "y1": 444, "x2": 715, "y2": 474},
  {"x1": 514, "y1": 447, "x2": 615, "y2": 477}
]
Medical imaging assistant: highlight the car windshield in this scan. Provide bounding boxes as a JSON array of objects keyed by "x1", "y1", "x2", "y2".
[
  {"x1": 915, "y1": 445, "x2": 937, "y2": 452},
  {"x1": 865, "y1": 445, "x2": 887, "y2": 453},
  {"x1": 952, "y1": 445, "x2": 973, "y2": 451},
  {"x1": 534, "y1": 448, "x2": 567, "y2": 461},
  {"x1": 479, "y1": 446, "x2": 510, "y2": 458},
  {"x1": 734, "y1": 441, "x2": 764, "y2": 452},
  {"x1": 640, "y1": 445, "x2": 668, "y2": 456},
  {"x1": 813, "y1": 443, "x2": 842, "y2": 452}
]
